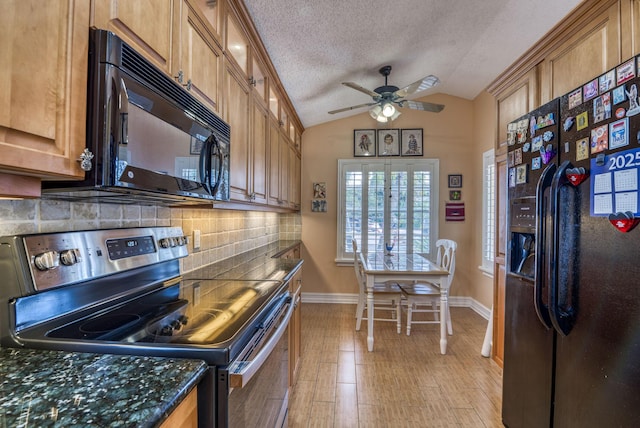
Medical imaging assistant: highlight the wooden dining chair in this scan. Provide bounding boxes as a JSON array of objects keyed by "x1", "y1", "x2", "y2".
[
  {"x1": 352, "y1": 239, "x2": 402, "y2": 333},
  {"x1": 397, "y1": 239, "x2": 457, "y2": 336}
]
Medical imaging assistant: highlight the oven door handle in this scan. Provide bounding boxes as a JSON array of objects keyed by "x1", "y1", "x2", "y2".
[{"x1": 229, "y1": 298, "x2": 294, "y2": 389}]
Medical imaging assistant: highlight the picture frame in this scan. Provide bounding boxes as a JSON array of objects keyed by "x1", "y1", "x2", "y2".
[
  {"x1": 448, "y1": 174, "x2": 462, "y2": 188},
  {"x1": 401, "y1": 128, "x2": 423, "y2": 156},
  {"x1": 377, "y1": 129, "x2": 400, "y2": 156},
  {"x1": 354, "y1": 129, "x2": 376, "y2": 157},
  {"x1": 312, "y1": 182, "x2": 326, "y2": 199},
  {"x1": 449, "y1": 190, "x2": 461, "y2": 201},
  {"x1": 311, "y1": 199, "x2": 327, "y2": 212}
]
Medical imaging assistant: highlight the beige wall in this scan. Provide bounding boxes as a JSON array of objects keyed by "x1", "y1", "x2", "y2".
[{"x1": 300, "y1": 93, "x2": 493, "y2": 308}]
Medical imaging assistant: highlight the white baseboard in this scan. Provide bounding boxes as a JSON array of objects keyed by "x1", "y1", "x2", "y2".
[{"x1": 301, "y1": 292, "x2": 491, "y2": 320}]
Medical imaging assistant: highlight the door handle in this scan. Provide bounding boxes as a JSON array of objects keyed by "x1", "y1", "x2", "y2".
[
  {"x1": 534, "y1": 163, "x2": 556, "y2": 329},
  {"x1": 549, "y1": 160, "x2": 577, "y2": 336}
]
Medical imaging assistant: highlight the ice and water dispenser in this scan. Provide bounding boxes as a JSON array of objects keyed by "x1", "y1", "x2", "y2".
[{"x1": 510, "y1": 197, "x2": 537, "y2": 278}]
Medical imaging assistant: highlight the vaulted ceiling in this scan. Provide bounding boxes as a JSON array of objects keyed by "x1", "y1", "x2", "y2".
[{"x1": 242, "y1": 0, "x2": 583, "y2": 128}]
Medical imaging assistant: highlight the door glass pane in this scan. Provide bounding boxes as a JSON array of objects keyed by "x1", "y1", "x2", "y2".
[
  {"x1": 389, "y1": 170, "x2": 408, "y2": 253},
  {"x1": 344, "y1": 170, "x2": 362, "y2": 252},
  {"x1": 366, "y1": 170, "x2": 385, "y2": 253},
  {"x1": 412, "y1": 170, "x2": 432, "y2": 253}
]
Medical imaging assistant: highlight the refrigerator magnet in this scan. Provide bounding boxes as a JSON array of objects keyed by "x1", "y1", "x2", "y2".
[
  {"x1": 566, "y1": 167, "x2": 589, "y2": 187},
  {"x1": 599, "y1": 70, "x2": 615, "y2": 93},
  {"x1": 563, "y1": 117, "x2": 575, "y2": 132},
  {"x1": 576, "y1": 138, "x2": 589, "y2": 162},
  {"x1": 616, "y1": 59, "x2": 635, "y2": 85},
  {"x1": 568, "y1": 88, "x2": 582, "y2": 109},
  {"x1": 608, "y1": 212, "x2": 640, "y2": 233},
  {"x1": 531, "y1": 135, "x2": 543, "y2": 152},
  {"x1": 543, "y1": 130, "x2": 554, "y2": 142},
  {"x1": 609, "y1": 118, "x2": 629, "y2": 150},
  {"x1": 531, "y1": 157, "x2": 542, "y2": 170},
  {"x1": 540, "y1": 144, "x2": 556, "y2": 165},
  {"x1": 583, "y1": 78, "x2": 599, "y2": 102},
  {"x1": 529, "y1": 116, "x2": 537, "y2": 136},
  {"x1": 509, "y1": 168, "x2": 516, "y2": 188},
  {"x1": 591, "y1": 125, "x2": 609, "y2": 154},
  {"x1": 625, "y1": 84, "x2": 640, "y2": 116},
  {"x1": 613, "y1": 85, "x2": 626, "y2": 104},
  {"x1": 576, "y1": 111, "x2": 589, "y2": 131},
  {"x1": 523, "y1": 142, "x2": 531, "y2": 153},
  {"x1": 593, "y1": 93, "x2": 612, "y2": 123},
  {"x1": 514, "y1": 148, "x2": 523, "y2": 165},
  {"x1": 515, "y1": 164, "x2": 528, "y2": 184},
  {"x1": 508, "y1": 151, "x2": 514, "y2": 167}
]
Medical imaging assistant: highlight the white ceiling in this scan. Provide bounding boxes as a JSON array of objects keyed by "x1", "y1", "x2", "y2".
[{"x1": 242, "y1": 0, "x2": 583, "y2": 128}]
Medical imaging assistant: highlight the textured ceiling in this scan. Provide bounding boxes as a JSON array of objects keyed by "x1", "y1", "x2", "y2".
[{"x1": 243, "y1": 0, "x2": 583, "y2": 128}]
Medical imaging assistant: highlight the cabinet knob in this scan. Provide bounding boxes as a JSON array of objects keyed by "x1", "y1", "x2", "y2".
[{"x1": 77, "y1": 148, "x2": 94, "y2": 171}]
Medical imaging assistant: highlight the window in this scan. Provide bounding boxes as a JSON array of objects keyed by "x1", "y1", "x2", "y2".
[
  {"x1": 481, "y1": 149, "x2": 496, "y2": 274},
  {"x1": 337, "y1": 159, "x2": 439, "y2": 262}
]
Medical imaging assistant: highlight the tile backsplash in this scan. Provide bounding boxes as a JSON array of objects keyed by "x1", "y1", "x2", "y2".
[{"x1": 0, "y1": 199, "x2": 301, "y2": 272}]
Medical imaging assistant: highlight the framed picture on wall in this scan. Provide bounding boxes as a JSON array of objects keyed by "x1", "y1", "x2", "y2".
[
  {"x1": 377, "y1": 129, "x2": 400, "y2": 156},
  {"x1": 448, "y1": 174, "x2": 462, "y2": 188},
  {"x1": 354, "y1": 129, "x2": 376, "y2": 157},
  {"x1": 401, "y1": 129, "x2": 423, "y2": 156}
]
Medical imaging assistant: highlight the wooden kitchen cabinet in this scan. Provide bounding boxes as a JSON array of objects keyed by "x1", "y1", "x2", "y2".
[
  {"x1": 223, "y1": 61, "x2": 250, "y2": 203},
  {"x1": 159, "y1": 386, "x2": 198, "y2": 428},
  {"x1": 93, "y1": 0, "x2": 220, "y2": 113},
  {"x1": 92, "y1": 0, "x2": 177, "y2": 74},
  {"x1": 0, "y1": 0, "x2": 90, "y2": 196},
  {"x1": 176, "y1": 0, "x2": 222, "y2": 112}
]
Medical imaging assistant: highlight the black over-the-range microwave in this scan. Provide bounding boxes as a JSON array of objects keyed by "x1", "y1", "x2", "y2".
[{"x1": 42, "y1": 28, "x2": 230, "y2": 205}]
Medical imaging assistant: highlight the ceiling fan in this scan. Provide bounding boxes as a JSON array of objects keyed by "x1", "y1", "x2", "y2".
[{"x1": 328, "y1": 65, "x2": 444, "y2": 122}]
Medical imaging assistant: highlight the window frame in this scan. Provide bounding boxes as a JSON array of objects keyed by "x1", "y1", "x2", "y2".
[
  {"x1": 336, "y1": 158, "x2": 439, "y2": 264},
  {"x1": 481, "y1": 148, "x2": 496, "y2": 275}
]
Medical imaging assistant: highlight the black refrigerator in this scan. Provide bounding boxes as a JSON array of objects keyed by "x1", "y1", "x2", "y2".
[{"x1": 503, "y1": 58, "x2": 640, "y2": 428}]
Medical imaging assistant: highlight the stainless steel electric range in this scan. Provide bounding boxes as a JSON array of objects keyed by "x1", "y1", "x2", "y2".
[{"x1": 0, "y1": 227, "x2": 295, "y2": 427}]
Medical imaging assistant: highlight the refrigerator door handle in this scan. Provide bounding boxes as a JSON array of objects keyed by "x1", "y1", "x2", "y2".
[
  {"x1": 549, "y1": 160, "x2": 577, "y2": 336},
  {"x1": 534, "y1": 163, "x2": 556, "y2": 329}
]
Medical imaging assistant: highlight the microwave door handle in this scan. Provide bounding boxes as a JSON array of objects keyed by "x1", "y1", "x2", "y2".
[
  {"x1": 117, "y1": 78, "x2": 129, "y2": 145},
  {"x1": 210, "y1": 136, "x2": 224, "y2": 196},
  {"x1": 199, "y1": 135, "x2": 213, "y2": 193}
]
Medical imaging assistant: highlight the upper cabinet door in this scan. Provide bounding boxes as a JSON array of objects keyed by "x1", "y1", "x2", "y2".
[
  {"x1": 0, "y1": 0, "x2": 89, "y2": 181},
  {"x1": 177, "y1": 0, "x2": 222, "y2": 112},
  {"x1": 92, "y1": 0, "x2": 176, "y2": 74},
  {"x1": 225, "y1": 13, "x2": 248, "y2": 75},
  {"x1": 539, "y1": 1, "x2": 621, "y2": 102}
]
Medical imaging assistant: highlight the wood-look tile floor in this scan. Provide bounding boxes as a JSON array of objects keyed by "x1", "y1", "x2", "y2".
[{"x1": 288, "y1": 304, "x2": 503, "y2": 428}]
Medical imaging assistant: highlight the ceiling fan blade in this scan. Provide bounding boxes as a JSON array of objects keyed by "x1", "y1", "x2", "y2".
[
  {"x1": 401, "y1": 100, "x2": 445, "y2": 113},
  {"x1": 394, "y1": 75, "x2": 440, "y2": 98},
  {"x1": 328, "y1": 102, "x2": 377, "y2": 114},
  {"x1": 342, "y1": 82, "x2": 380, "y2": 98}
]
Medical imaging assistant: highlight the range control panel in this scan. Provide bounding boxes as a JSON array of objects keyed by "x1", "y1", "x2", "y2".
[{"x1": 22, "y1": 227, "x2": 189, "y2": 291}]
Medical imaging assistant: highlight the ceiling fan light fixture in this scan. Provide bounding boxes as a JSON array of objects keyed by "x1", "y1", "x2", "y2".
[
  {"x1": 369, "y1": 105, "x2": 383, "y2": 120},
  {"x1": 381, "y1": 102, "x2": 396, "y2": 117}
]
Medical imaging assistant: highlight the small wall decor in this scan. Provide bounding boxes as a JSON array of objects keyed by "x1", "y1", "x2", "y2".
[
  {"x1": 449, "y1": 190, "x2": 461, "y2": 201},
  {"x1": 313, "y1": 182, "x2": 326, "y2": 199},
  {"x1": 401, "y1": 128, "x2": 423, "y2": 156},
  {"x1": 445, "y1": 202, "x2": 465, "y2": 221},
  {"x1": 448, "y1": 174, "x2": 462, "y2": 188},
  {"x1": 377, "y1": 129, "x2": 400, "y2": 156},
  {"x1": 354, "y1": 129, "x2": 376, "y2": 157},
  {"x1": 311, "y1": 199, "x2": 327, "y2": 212}
]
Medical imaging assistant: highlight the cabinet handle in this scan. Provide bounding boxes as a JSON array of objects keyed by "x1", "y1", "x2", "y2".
[
  {"x1": 248, "y1": 76, "x2": 257, "y2": 86},
  {"x1": 175, "y1": 70, "x2": 192, "y2": 90}
]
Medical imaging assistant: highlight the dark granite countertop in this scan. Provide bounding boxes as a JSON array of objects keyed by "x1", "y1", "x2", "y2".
[{"x1": 0, "y1": 348, "x2": 207, "y2": 427}]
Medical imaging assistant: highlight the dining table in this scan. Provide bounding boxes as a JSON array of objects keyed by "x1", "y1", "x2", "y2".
[{"x1": 361, "y1": 251, "x2": 451, "y2": 353}]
